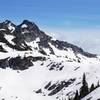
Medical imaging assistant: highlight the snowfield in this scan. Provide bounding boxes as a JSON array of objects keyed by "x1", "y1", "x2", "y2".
[{"x1": 0, "y1": 51, "x2": 99, "y2": 100}]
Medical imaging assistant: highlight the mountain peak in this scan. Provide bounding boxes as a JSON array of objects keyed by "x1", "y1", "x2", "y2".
[
  {"x1": 4, "y1": 20, "x2": 11, "y2": 24},
  {"x1": 20, "y1": 20, "x2": 39, "y2": 30},
  {"x1": 22, "y1": 20, "x2": 33, "y2": 24},
  {"x1": 0, "y1": 20, "x2": 97, "y2": 58}
]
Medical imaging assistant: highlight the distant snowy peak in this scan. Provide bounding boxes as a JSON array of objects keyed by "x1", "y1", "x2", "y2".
[
  {"x1": 0, "y1": 20, "x2": 97, "y2": 59},
  {"x1": 19, "y1": 20, "x2": 39, "y2": 31}
]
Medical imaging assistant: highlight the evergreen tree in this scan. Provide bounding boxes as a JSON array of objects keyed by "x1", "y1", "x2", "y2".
[
  {"x1": 97, "y1": 81, "x2": 100, "y2": 88},
  {"x1": 68, "y1": 98, "x2": 71, "y2": 100},
  {"x1": 73, "y1": 90, "x2": 80, "y2": 100},
  {"x1": 68, "y1": 97, "x2": 71, "y2": 100},
  {"x1": 90, "y1": 83, "x2": 95, "y2": 92},
  {"x1": 95, "y1": 81, "x2": 100, "y2": 89},
  {"x1": 98, "y1": 81, "x2": 99, "y2": 86},
  {"x1": 80, "y1": 73, "x2": 89, "y2": 98}
]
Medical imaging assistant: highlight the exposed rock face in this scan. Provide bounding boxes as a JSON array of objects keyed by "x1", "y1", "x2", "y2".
[
  {"x1": 0, "y1": 56, "x2": 46, "y2": 70},
  {"x1": 0, "y1": 20, "x2": 96, "y2": 57}
]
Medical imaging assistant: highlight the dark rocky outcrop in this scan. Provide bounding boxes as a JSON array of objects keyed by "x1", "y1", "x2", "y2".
[
  {"x1": 0, "y1": 56, "x2": 46, "y2": 70},
  {"x1": 36, "y1": 79, "x2": 76, "y2": 96},
  {"x1": 48, "y1": 79, "x2": 76, "y2": 96}
]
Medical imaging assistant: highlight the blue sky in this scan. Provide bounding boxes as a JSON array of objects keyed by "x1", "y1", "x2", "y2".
[{"x1": 0, "y1": 0, "x2": 100, "y2": 54}]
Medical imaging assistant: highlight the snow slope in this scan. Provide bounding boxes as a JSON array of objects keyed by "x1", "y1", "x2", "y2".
[
  {"x1": 0, "y1": 52, "x2": 99, "y2": 100},
  {"x1": 82, "y1": 87, "x2": 100, "y2": 100}
]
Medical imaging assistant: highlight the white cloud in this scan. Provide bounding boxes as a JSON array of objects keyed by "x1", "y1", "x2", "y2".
[
  {"x1": 40, "y1": 26, "x2": 100, "y2": 54},
  {"x1": 73, "y1": 39, "x2": 100, "y2": 54}
]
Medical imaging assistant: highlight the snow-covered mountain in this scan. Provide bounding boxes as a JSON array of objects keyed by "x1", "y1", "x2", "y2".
[{"x1": 0, "y1": 20, "x2": 99, "y2": 100}]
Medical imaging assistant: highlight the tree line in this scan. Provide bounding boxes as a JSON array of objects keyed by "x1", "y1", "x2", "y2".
[{"x1": 69, "y1": 73, "x2": 100, "y2": 100}]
